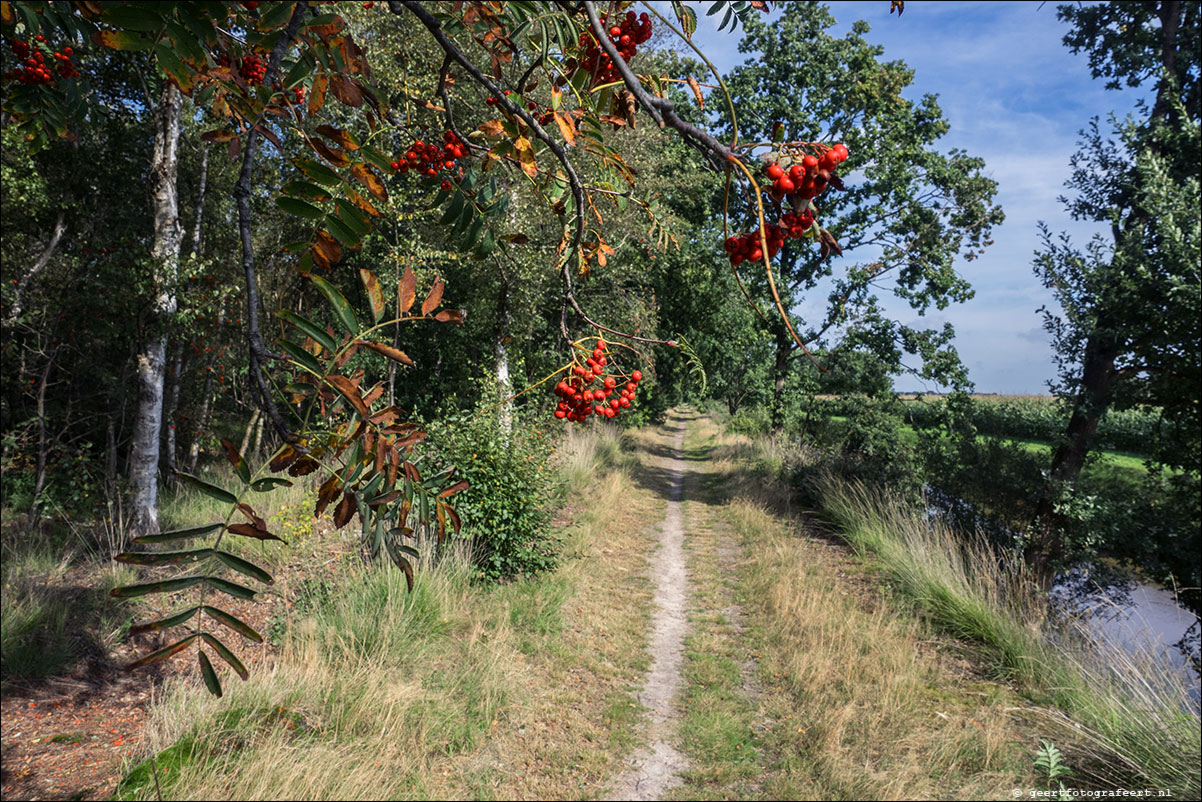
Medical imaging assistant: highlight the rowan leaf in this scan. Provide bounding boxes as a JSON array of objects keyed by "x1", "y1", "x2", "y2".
[
  {"x1": 173, "y1": 471, "x2": 237, "y2": 504},
  {"x1": 279, "y1": 310, "x2": 337, "y2": 353},
  {"x1": 201, "y1": 633, "x2": 249, "y2": 680},
  {"x1": 115, "y1": 548, "x2": 214, "y2": 567},
  {"x1": 128, "y1": 606, "x2": 202, "y2": 635},
  {"x1": 221, "y1": 439, "x2": 251, "y2": 484},
  {"x1": 421, "y1": 277, "x2": 445, "y2": 316},
  {"x1": 202, "y1": 606, "x2": 264, "y2": 643},
  {"x1": 356, "y1": 339, "x2": 415, "y2": 366},
  {"x1": 126, "y1": 634, "x2": 198, "y2": 670},
  {"x1": 308, "y1": 275, "x2": 360, "y2": 335},
  {"x1": 198, "y1": 650, "x2": 222, "y2": 697},
  {"x1": 133, "y1": 523, "x2": 223, "y2": 545},
  {"x1": 359, "y1": 269, "x2": 386, "y2": 323},
  {"x1": 399, "y1": 267, "x2": 417, "y2": 313}
]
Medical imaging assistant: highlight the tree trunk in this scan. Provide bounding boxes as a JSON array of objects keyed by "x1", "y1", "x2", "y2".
[
  {"x1": 494, "y1": 272, "x2": 512, "y2": 433},
  {"x1": 161, "y1": 340, "x2": 184, "y2": 487},
  {"x1": 128, "y1": 83, "x2": 182, "y2": 539},
  {"x1": 770, "y1": 324, "x2": 791, "y2": 433},
  {"x1": 29, "y1": 349, "x2": 57, "y2": 518},
  {"x1": 4, "y1": 211, "x2": 66, "y2": 327},
  {"x1": 239, "y1": 407, "x2": 261, "y2": 459},
  {"x1": 1028, "y1": 330, "x2": 1120, "y2": 584}
]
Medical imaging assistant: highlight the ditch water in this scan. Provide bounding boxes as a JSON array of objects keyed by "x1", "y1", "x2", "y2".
[{"x1": 923, "y1": 485, "x2": 1201, "y2": 700}]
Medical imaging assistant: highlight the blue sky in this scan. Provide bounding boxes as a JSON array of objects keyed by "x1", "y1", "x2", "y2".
[{"x1": 663, "y1": 1, "x2": 1146, "y2": 394}]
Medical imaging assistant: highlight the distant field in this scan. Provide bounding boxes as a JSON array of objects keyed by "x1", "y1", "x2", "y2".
[{"x1": 826, "y1": 416, "x2": 1148, "y2": 474}]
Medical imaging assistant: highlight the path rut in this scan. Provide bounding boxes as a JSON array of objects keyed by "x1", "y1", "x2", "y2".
[{"x1": 606, "y1": 416, "x2": 690, "y2": 801}]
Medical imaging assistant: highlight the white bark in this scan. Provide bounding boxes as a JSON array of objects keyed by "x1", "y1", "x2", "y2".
[{"x1": 128, "y1": 83, "x2": 183, "y2": 538}]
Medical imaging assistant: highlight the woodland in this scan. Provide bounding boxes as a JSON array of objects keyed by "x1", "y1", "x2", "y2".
[{"x1": 0, "y1": 1, "x2": 1199, "y2": 800}]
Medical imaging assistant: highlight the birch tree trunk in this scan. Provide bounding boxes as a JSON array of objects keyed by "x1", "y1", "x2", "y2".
[{"x1": 128, "y1": 83, "x2": 182, "y2": 538}]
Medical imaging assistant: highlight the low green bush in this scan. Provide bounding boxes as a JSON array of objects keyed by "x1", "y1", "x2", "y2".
[{"x1": 426, "y1": 404, "x2": 557, "y2": 581}]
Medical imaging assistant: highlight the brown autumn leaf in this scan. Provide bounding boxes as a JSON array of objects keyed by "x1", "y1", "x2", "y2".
[
  {"x1": 237, "y1": 503, "x2": 266, "y2": 530},
  {"x1": 270, "y1": 445, "x2": 298, "y2": 472},
  {"x1": 329, "y1": 74, "x2": 364, "y2": 108},
  {"x1": 308, "y1": 14, "x2": 347, "y2": 39},
  {"x1": 356, "y1": 339, "x2": 415, "y2": 366},
  {"x1": 307, "y1": 136, "x2": 350, "y2": 167},
  {"x1": 421, "y1": 277, "x2": 445, "y2": 316},
  {"x1": 316, "y1": 124, "x2": 359, "y2": 151},
  {"x1": 686, "y1": 76, "x2": 705, "y2": 110},
  {"x1": 326, "y1": 374, "x2": 370, "y2": 419},
  {"x1": 254, "y1": 124, "x2": 283, "y2": 151},
  {"x1": 201, "y1": 129, "x2": 238, "y2": 143},
  {"x1": 359, "y1": 268, "x2": 386, "y2": 322},
  {"x1": 434, "y1": 309, "x2": 463, "y2": 326},
  {"x1": 315, "y1": 474, "x2": 342, "y2": 517},
  {"x1": 312, "y1": 231, "x2": 341, "y2": 270},
  {"x1": 226, "y1": 523, "x2": 283, "y2": 542},
  {"x1": 347, "y1": 190, "x2": 380, "y2": 217},
  {"x1": 438, "y1": 480, "x2": 469, "y2": 499},
  {"x1": 350, "y1": 163, "x2": 388, "y2": 203},
  {"x1": 308, "y1": 73, "x2": 328, "y2": 115},
  {"x1": 477, "y1": 119, "x2": 505, "y2": 137},
  {"x1": 288, "y1": 456, "x2": 320, "y2": 477},
  {"x1": 227, "y1": 136, "x2": 241, "y2": 162},
  {"x1": 399, "y1": 266, "x2": 417, "y2": 313},
  {"x1": 553, "y1": 111, "x2": 576, "y2": 146},
  {"x1": 332, "y1": 492, "x2": 355, "y2": 528}
]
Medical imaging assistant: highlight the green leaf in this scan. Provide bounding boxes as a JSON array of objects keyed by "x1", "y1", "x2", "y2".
[
  {"x1": 282, "y1": 181, "x2": 331, "y2": 202},
  {"x1": 439, "y1": 193, "x2": 465, "y2": 226},
  {"x1": 201, "y1": 633, "x2": 249, "y2": 680},
  {"x1": 128, "y1": 606, "x2": 202, "y2": 635},
  {"x1": 282, "y1": 54, "x2": 315, "y2": 89},
  {"x1": 308, "y1": 274, "x2": 359, "y2": 335},
  {"x1": 110, "y1": 575, "x2": 205, "y2": 598},
  {"x1": 198, "y1": 650, "x2": 223, "y2": 696},
  {"x1": 115, "y1": 548, "x2": 214, "y2": 567},
  {"x1": 173, "y1": 471, "x2": 237, "y2": 505},
  {"x1": 126, "y1": 634, "x2": 198, "y2": 670},
  {"x1": 252, "y1": 477, "x2": 295, "y2": 492},
  {"x1": 323, "y1": 213, "x2": 359, "y2": 248},
  {"x1": 202, "y1": 606, "x2": 263, "y2": 643},
  {"x1": 153, "y1": 43, "x2": 190, "y2": 91},
  {"x1": 214, "y1": 551, "x2": 273, "y2": 585},
  {"x1": 101, "y1": 6, "x2": 165, "y2": 32},
  {"x1": 165, "y1": 21, "x2": 206, "y2": 66},
  {"x1": 279, "y1": 310, "x2": 337, "y2": 353},
  {"x1": 258, "y1": 1, "x2": 296, "y2": 30},
  {"x1": 133, "y1": 523, "x2": 223, "y2": 545},
  {"x1": 205, "y1": 576, "x2": 258, "y2": 601},
  {"x1": 276, "y1": 196, "x2": 326, "y2": 219},
  {"x1": 277, "y1": 338, "x2": 324, "y2": 375},
  {"x1": 358, "y1": 146, "x2": 394, "y2": 173},
  {"x1": 93, "y1": 29, "x2": 154, "y2": 51},
  {"x1": 333, "y1": 199, "x2": 371, "y2": 235},
  {"x1": 292, "y1": 157, "x2": 342, "y2": 187}
]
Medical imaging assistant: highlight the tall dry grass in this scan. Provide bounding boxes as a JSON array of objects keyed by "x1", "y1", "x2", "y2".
[
  {"x1": 118, "y1": 421, "x2": 656, "y2": 801},
  {"x1": 688, "y1": 418, "x2": 1034, "y2": 798},
  {"x1": 814, "y1": 469, "x2": 1201, "y2": 796}
]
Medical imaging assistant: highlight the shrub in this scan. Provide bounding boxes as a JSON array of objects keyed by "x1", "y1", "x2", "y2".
[{"x1": 426, "y1": 404, "x2": 557, "y2": 581}]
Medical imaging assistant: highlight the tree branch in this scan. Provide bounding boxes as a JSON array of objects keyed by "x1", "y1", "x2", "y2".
[{"x1": 4, "y1": 211, "x2": 66, "y2": 327}]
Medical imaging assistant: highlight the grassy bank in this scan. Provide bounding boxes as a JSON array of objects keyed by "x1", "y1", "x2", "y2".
[
  {"x1": 114, "y1": 423, "x2": 666, "y2": 801},
  {"x1": 814, "y1": 477, "x2": 1200, "y2": 796}
]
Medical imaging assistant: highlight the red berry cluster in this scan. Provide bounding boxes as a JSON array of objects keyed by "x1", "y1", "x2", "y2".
[
  {"x1": 391, "y1": 131, "x2": 466, "y2": 191},
  {"x1": 553, "y1": 339, "x2": 643, "y2": 422},
  {"x1": 724, "y1": 144, "x2": 849, "y2": 266},
  {"x1": 722, "y1": 210, "x2": 816, "y2": 266},
  {"x1": 764, "y1": 143, "x2": 848, "y2": 201},
  {"x1": 5, "y1": 37, "x2": 78, "y2": 85},
  {"x1": 579, "y1": 11, "x2": 652, "y2": 86},
  {"x1": 239, "y1": 54, "x2": 266, "y2": 85}
]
